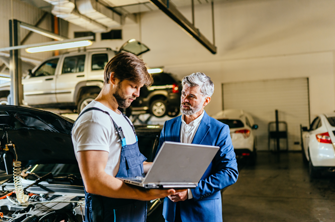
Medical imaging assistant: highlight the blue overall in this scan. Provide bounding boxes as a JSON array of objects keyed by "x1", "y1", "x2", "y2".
[{"x1": 75, "y1": 107, "x2": 147, "y2": 222}]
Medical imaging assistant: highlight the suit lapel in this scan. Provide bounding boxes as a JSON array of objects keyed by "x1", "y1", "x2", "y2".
[
  {"x1": 192, "y1": 111, "x2": 211, "y2": 144},
  {"x1": 172, "y1": 116, "x2": 182, "y2": 142}
]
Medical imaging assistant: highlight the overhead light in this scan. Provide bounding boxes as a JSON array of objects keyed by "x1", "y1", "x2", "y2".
[
  {"x1": 148, "y1": 68, "x2": 164, "y2": 74},
  {"x1": 0, "y1": 36, "x2": 94, "y2": 53},
  {"x1": 26, "y1": 40, "x2": 92, "y2": 53},
  {"x1": 0, "y1": 73, "x2": 10, "y2": 80}
]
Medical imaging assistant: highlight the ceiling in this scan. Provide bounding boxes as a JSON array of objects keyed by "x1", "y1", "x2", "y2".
[
  {"x1": 18, "y1": 0, "x2": 225, "y2": 53},
  {"x1": 21, "y1": 0, "x2": 227, "y2": 18}
]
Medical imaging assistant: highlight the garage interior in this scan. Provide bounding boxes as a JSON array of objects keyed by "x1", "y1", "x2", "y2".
[{"x1": 1, "y1": 0, "x2": 335, "y2": 221}]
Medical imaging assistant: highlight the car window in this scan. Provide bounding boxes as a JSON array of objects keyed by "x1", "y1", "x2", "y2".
[
  {"x1": 217, "y1": 119, "x2": 244, "y2": 128},
  {"x1": 62, "y1": 55, "x2": 86, "y2": 74},
  {"x1": 245, "y1": 117, "x2": 251, "y2": 127},
  {"x1": 310, "y1": 117, "x2": 320, "y2": 130},
  {"x1": 327, "y1": 117, "x2": 335, "y2": 127},
  {"x1": 32, "y1": 58, "x2": 59, "y2": 77},
  {"x1": 152, "y1": 73, "x2": 176, "y2": 85},
  {"x1": 91, "y1": 53, "x2": 108, "y2": 71}
]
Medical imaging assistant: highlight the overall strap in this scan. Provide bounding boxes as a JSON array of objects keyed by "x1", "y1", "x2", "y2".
[
  {"x1": 120, "y1": 112, "x2": 137, "y2": 141},
  {"x1": 77, "y1": 107, "x2": 126, "y2": 145},
  {"x1": 76, "y1": 107, "x2": 136, "y2": 146}
]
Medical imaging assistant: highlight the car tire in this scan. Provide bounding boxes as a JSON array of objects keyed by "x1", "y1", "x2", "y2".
[
  {"x1": 302, "y1": 147, "x2": 308, "y2": 164},
  {"x1": 0, "y1": 97, "x2": 8, "y2": 105},
  {"x1": 300, "y1": 126, "x2": 308, "y2": 164},
  {"x1": 250, "y1": 140, "x2": 257, "y2": 165},
  {"x1": 150, "y1": 99, "x2": 167, "y2": 118},
  {"x1": 77, "y1": 93, "x2": 98, "y2": 114},
  {"x1": 167, "y1": 107, "x2": 180, "y2": 117},
  {"x1": 308, "y1": 149, "x2": 319, "y2": 179}
]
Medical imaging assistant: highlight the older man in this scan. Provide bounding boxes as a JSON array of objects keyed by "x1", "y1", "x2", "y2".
[{"x1": 156, "y1": 72, "x2": 239, "y2": 222}]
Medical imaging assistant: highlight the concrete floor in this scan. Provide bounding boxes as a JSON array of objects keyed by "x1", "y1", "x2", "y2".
[{"x1": 222, "y1": 152, "x2": 335, "y2": 222}]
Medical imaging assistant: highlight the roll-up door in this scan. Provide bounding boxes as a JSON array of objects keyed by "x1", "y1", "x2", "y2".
[{"x1": 222, "y1": 78, "x2": 309, "y2": 151}]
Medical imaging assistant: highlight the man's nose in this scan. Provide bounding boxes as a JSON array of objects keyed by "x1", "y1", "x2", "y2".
[
  {"x1": 182, "y1": 96, "x2": 189, "y2": 103},
  {"x1": 134, "y1": 88, "x2": 140, "y2": 97}
]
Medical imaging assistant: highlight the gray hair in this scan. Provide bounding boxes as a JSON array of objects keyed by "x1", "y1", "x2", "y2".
[{"x1": 182, "y1": 72, "x2": 214, "y2": 97}]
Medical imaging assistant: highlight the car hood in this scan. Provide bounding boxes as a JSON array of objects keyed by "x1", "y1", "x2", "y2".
[{"x1": 0, "y1": 105, "x2": 76, "y2": 164}]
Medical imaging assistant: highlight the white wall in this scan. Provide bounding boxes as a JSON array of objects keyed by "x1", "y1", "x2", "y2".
[
  {"x1": 135, "y1": 0, "x2": 335, "y2": 120},
  {"x1": 4, "y1": 0, "x2": 334, "y2": 122}
]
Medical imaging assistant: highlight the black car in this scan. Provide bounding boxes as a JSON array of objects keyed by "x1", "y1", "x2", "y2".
[
  {"x1": 0, "y1": 105, "x2": 164, "y2": 222},
  {"x1": 129, "y1": 72, "x2": 182, "y2": 118}
]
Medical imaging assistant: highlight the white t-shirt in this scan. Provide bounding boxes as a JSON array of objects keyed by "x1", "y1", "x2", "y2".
[{"x1": 72, "y1": 101, "x2": 136, "y2": 176}]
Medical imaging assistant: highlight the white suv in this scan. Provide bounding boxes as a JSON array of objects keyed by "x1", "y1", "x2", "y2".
[{"x1": 0, "y1": 40, "x2": 150, "y2": 113}]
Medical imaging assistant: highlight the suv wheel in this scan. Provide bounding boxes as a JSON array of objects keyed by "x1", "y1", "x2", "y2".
[
  {"x1": 150, "y1": 99, "x2": 167, "y2": 118},
  {"x1": 0, "y1": 97, "x2": 8, "y2": 105},
  {"x1": 308, "y1": 149, "x2": 319, "y2": 179},
  {"x1": 167, "y1": 107, "x2": 180, "y2": 117},
  {"x1": 77, "y1": 93, "x2": 98, "y2": 114}
]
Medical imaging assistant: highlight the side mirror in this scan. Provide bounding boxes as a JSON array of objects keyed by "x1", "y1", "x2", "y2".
[
  {"x1": 301, "y1": 126, "x2": 308, "y2": 131},
  {"x1": 28, "y1": 69, "x2": 32, "y2": 75},
  {"x1": 251, "y1": 124, "x2": 258, "y2": 130}
]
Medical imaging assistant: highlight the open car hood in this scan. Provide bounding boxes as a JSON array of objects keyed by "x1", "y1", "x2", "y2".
[{"x1": 0, "y1": 105, "x2": 75, "y2": 165}]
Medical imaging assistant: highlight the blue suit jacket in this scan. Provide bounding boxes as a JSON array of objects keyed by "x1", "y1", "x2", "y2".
[{"x1": 156, "y1": 111, "x2": 238, "y2": 222}]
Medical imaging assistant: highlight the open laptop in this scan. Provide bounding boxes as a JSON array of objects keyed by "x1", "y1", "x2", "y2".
[{"x1": 119, "y1": 141, "x2": 219, "y2": 189}]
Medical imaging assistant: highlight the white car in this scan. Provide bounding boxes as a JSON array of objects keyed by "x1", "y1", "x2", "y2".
[
  {"x1": 212, "y1": 109, "x2": 258, "y2": 160},
  {"x1": 301, "y1": 113, "x2": 335, "y2": 178}
]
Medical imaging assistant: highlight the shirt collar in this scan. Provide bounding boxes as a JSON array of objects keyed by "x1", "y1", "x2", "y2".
[{"x1": 182, "y1": 111, "x2": 205, "y2": 126}]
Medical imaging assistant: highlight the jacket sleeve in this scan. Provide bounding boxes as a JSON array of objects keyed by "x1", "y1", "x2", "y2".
[{"x1": 191, "y1": 124, "x2": 239, "y2": 200}]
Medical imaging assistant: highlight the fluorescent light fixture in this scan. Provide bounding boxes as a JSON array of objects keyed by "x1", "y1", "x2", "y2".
[
  {"x1": 0, "y1": 36, "x2": 94, "y2": 52},
  {"x1": 0, "y1": 73, "x2": 10, "y2": 78},
  {"x1": 26, "y1": 40, "x2": 92, "y2": 53},
  {"x1": 146, "y1": 125, "x2": 160, "y2": 129},
  {"x1": 148, "y1": 68, "x2": 164, "y2": 74}
]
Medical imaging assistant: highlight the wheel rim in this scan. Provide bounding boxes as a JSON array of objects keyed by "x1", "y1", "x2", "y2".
[
  {"x1": 0, "y1": 100, "x2": 8, "y2": 105},
  {"x1": 80, "y1": 98, "x2": 94, "y2": 112},
  {"x1": 152, "y1": 102, "x2": 166, "y2": 117}
]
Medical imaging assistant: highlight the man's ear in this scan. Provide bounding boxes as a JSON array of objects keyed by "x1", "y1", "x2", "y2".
[
  {"x1": 109, "y1": 72, "x2": 116, "y2": 84},
  {"x1": 203, "y1": 96, "x2": 211, "y2": 107}
]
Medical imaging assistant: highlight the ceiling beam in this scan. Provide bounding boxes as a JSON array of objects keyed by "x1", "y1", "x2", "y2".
[{"x1": 150, "y1": 0, "x2": 216, "y2": 54}]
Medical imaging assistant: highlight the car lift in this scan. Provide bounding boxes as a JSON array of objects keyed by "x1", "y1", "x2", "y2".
[{"x1": 130, "y1": 113, "x2": 154, "y2": 124}]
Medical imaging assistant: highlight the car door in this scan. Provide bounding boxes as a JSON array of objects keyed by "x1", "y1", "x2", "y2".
[
  {"x1": 22, "y1": 58, "x2": 59, "y2": 105},
  {"x1": 56, "y1": 54, "x2": 87, "y2": 103}
]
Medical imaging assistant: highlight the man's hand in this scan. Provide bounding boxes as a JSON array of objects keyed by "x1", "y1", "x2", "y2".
[
  {"x1": 142, "y1": 188, "x2": 177, "y2": 201},
  {"x1": 168, "y1": 190, "x2": 188, "y2": 202}
]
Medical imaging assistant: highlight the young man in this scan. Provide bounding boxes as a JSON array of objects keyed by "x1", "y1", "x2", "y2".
[
  {"x1": 72, "y1": 52, "x2": 178, "y2": 222},
  {"x1": 156, "y1": 72, "x2": 239, "y2": 222}
]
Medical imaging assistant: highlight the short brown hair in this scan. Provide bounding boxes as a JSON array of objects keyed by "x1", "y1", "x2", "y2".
[{"x1": 104, "y1": 52, "x2": 153, "y2": 86}]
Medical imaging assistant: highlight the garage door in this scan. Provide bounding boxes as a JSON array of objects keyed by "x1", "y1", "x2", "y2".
[{"x1": 222, "y1": 78, "x2": 309, "y2": 151}]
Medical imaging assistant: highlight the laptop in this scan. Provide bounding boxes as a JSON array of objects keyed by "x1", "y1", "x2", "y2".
[{"x1": 119, "y1": 141, "x2": 219, "y2": 189}]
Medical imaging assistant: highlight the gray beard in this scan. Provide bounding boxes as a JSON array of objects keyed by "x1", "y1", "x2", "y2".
[{"x1": 180, "y1": 104, "x2": 202, "y2": 115}]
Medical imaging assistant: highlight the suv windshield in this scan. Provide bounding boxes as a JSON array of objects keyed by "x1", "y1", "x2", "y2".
[
  {"x1": 152, "y1": 73, "x2": 179, "y2": 85},
  {"x1": 218, "y1": 119, "x2": 244, "y2": 128}
]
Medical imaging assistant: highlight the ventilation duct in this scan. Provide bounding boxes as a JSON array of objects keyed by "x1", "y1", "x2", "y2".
[
  {"x1": 44, "y1": 0, "x2": 118, "y2": 32},
  {"x1": 77, "y1": 0, "x2": 121, "y2": 28}
]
